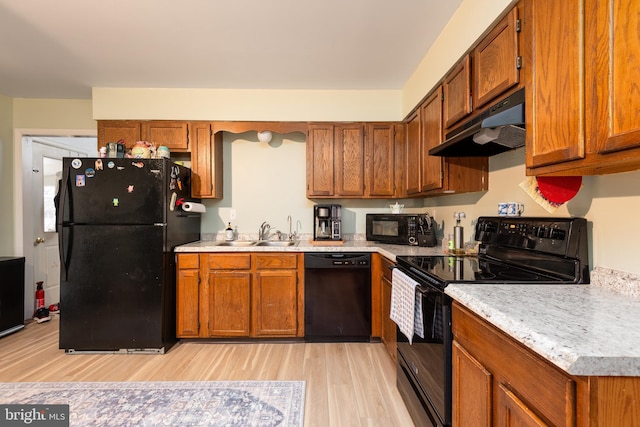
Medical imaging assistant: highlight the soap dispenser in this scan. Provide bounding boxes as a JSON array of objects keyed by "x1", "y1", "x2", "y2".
[{"x1": 225, "y1": 222, "x2": 234, "y2": 241}]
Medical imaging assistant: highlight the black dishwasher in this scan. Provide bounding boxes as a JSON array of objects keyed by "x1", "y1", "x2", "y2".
[{"x1": 304, "y1": 253, "x2": 371, "y2": 342}]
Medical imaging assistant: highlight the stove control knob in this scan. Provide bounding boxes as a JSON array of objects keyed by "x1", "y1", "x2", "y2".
[
  {"x1": 537, "y1": 226, "x2": 548, "y2": 238},
  {"x1": 549, "y1": 228, "x2": 566, "y2": 240}
]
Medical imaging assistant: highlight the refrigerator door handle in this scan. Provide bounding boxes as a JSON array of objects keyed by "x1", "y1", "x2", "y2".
[
  {"x1": 58, "y1": 169, "x2": 71, "y2": 281},
  {"x1": 59, "y1": 226, "x2": 69, "y2": 282}
]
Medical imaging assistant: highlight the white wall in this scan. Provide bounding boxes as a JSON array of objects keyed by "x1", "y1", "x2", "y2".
[
  {"x1": 423, "y1": 148, "x2": 640, "y2": 275},
  {"x1": 0, "y1": 93, "x2": 14, "y2": 255},
  {"x1": 401, "y1": 0, "x2": 517, "y2": 115}
]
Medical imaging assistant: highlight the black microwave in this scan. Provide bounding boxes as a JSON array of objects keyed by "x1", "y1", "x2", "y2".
[{"x1": 366, "y1": 214, "x2": 419, "y2": 246}]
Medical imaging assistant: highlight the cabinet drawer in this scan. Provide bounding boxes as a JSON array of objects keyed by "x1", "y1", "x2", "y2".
[
  {"x1": 254, "y1": 254, "x2": 298, "y2": 269},
  {"x1": 177, "y1": 253, "x2": 199, "y2": 269},
  {"x1": 207, "y1": 254, "x2": 251, "y2": 269}
]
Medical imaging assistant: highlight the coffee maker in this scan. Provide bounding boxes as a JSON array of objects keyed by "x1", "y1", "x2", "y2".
[{"x1": 313, "y1": 204, "x2": 341, "y2": 241}]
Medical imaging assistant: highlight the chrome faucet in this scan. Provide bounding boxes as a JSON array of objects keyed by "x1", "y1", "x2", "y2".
[
  {"x1": 287, "y1": 215, "x2": 299, "y2": 241},
  {"x1": 258, "y1": 222, "x2": 271, "y2": 241}
]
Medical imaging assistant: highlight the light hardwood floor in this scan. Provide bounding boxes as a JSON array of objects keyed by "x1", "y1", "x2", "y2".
[{"x1": 0, "y1": 318, "x2": 415, "y2": 426}]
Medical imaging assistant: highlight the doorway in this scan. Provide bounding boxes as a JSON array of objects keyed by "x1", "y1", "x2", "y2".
[{"x1": 19, "y1": 133, "x2": 97, "y2": 319}]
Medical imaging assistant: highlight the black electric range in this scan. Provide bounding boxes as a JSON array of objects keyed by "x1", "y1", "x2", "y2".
[
  {"x1": 394, "y1": 216, "x2": 589, "y2": 427},
  {"x1": 397, "y1": 216, "x2": 590, "y2": 290}
]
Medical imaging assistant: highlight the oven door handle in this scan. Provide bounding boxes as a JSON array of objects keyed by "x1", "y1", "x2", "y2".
[{"x1": 395, "y1": 266, "x2": 443, "y2": 293}]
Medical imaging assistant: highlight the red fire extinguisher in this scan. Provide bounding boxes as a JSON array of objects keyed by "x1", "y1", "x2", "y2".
[{"x1": 35, "y1": 281, "x2": 45, "y2": 311}]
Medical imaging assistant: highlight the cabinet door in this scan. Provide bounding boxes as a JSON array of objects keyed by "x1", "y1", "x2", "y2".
[
  {"x1": 97, "y1": 120, "x2": 141, "y2": 149},
  {"x1": 207, "y1": 271, "x2": 251, "y2": 337},
  {"x1": 189, "y1": 122, "x2": 223, "y2": 199},
  {"x1": 405, "y1": 110, "x2": 422, "y2": 195},
  {"x1": 452, "y1": 341, "x2": 492, "y2": 427},
  {"x1": 380, "y1": 257, "x2": 396, "y2": 361},
  {"x1": 306, "y1": 124, "x2": 335, "y2": 197},
  {"x1": 335, "y1": 123, "x2": 365, "y2": 197},
  {"x1": 176, "y1": 268, "x2": 200, "y2": 337},
  {"x1": 366, "y1": 123, "x2": 396, "y2": 197},
  {"x1": 443, "y1": 55, "x2": 472, "y2": 128},
  {"x1": 495, "y1": 383, "x2": 549, "y2": 427},
  {"x1": 592, "y1": 0, "x2": 640, "y2": 154},
  {"x1": 176, "y1": 254, "x2": 200, "y2": 338},
  {"x1": 141, "y1": 121, "x2": 189, "y2": 151},
  {"x1": 252, "y1": 270, "x2": 298, "y2": 336},
  {"x1": 473, "y1": 7, "x2": 520, "y2": 109},
  {"x1": 420, "y1": 87, "x2": 444, "y2": 192},
  {"x1": 525, "y1": 0, "x2": 585, "y2": 169}
]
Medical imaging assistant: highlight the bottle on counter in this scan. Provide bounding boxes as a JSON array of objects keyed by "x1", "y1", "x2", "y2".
[{"x1": 225, "y1": 222, "x2": 234, "y2": 241}]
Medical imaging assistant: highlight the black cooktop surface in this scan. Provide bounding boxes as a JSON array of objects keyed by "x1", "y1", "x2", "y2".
[{"x1": 396, "y1": 255, "x2": 574, "y2": 288}]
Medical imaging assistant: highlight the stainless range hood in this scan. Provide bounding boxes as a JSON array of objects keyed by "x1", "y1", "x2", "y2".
[{"x1": 429, "y1": 88, "x2": 525, "y2": 157}]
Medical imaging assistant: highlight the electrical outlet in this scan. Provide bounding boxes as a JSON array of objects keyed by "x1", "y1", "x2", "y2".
[{"x1": 229, "y1": 208, "x2": 237, "y2": 220}]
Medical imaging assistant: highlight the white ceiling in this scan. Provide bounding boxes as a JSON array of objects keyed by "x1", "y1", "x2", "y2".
[{"x1": 0, "y1": 0, "x2": 462, "y2": 99}]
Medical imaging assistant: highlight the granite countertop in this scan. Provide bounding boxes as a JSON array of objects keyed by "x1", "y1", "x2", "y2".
[
  {"x1": 175, "y1": 238, "x2": 444, "y2": 261},
  {"x1": 446, "y1": 271, "x2": 640, "y2": 377}
]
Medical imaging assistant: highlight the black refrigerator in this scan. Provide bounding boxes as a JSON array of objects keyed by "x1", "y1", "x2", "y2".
[{"x1": 57, "y1": 157, "x2": 201, "y2": 353}]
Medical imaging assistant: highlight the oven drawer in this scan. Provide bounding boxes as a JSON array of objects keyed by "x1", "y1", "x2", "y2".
[{"x1": 397, "y1": 351, "x2": 440, "y2": 427}]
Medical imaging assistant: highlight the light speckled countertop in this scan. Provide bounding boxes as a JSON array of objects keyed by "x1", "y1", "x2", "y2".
[
  {"x1": 175, "y1": 238, "x2": 444, "y2": 261},
  {"x1": 446, "y1": 271, "x2": 640, "y2": 377}
]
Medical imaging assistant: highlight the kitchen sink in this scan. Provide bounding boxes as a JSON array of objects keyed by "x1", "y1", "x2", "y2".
[
  {"x1": 255, "y1": 241, "x2": 298, "y2": 247},
  {"x1": 212, "y1": 240, "x2": 298, "y2": 247},
  {"x1": 214, "y1": 241, "x2": 258, "y2": 247}
]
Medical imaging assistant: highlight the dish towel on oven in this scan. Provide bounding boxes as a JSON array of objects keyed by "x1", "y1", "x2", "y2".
[{"x1": 390, "y1": 268, "x2": 424, "y2": 344}]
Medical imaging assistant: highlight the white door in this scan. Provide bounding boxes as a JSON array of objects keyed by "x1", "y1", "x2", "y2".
[{"x1": 27, "y1": 139, "x2": 96, "y2": 316}]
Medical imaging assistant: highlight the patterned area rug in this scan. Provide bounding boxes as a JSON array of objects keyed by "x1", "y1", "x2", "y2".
[{"x1": 0, "y1": 381, "x2": 305, "y2": 426}]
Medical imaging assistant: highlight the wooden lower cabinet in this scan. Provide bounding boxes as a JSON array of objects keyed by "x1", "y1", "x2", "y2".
[
  {"x1": 452, "y1": 301, "x2": 640, "y2": 426},
  {"x1": 375, "y1": 254, "x2": 396, "y2": 362},
  {"x1": 453, "y1": 301, "x2": 575, "y2": 426},
  {"x1": 176, "y1": 252, "x2": 303, "y2": 338},
  {"x1": 252, "y1": 254, "x2": 302, "y2": 337},
  {"x1": 176, "y1": 254, "x2": 200, "y2": 338},
  {"x1": 208, "y1": 270, "x2": 251, "y2": 336}
]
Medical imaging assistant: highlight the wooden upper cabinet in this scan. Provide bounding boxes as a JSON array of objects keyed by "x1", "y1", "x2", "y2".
[
  {"x1": 189, "y1": 123, "x2": 223, "y2": 199},
  {"x1": 141, "y1": 121, "x2": 189, "y2": 151},
  {"x1": 420, "y1": 87, "x2": 445, "y2": 192},
  {"x1": 306, "y1": 122, "x2": 399, "y2": 199},
  {"x1": 591, "y1": 0, "x2": 640, "y2": 155},
  {"x1": 524, "y1": 0, "x2": 586, "y2": 170},
  {"x1": 366, "y1": 123, "x2": 396, "y2": 197},
  {"x1": 97, "y1": 120, "x2": 141, "y2": 149},
  {"x1": 443, "y1": 55, "x2": 472, "y2": 129},
  {"x1": 405, "y1": 110, "x2": 422, "y2": 196},
  {"x1": 473, "y1": 7, "x2": 520, "y2": 109},
  {"x1": 335, "y1": 123, "x2": 366, "y2": 197},
  {"x1": 306, "y1": 124, "x2": 335, "y2": 197},
  {"x1": 97, "y1": 120, "x2": 189, "y2": 152}
]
